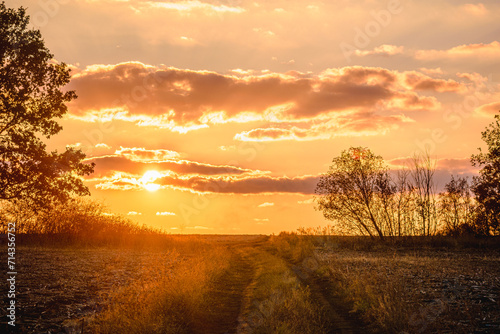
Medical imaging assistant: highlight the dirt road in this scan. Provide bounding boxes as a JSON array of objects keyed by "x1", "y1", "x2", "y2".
[{"x1": 190, "y1": 236, "x2": 364, "y2": 334}]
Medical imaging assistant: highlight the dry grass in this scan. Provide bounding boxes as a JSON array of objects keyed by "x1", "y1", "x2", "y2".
[
  {"x1": 0, "y1": 197, "x2": 167, "y2": 248},
  {"x1": 314, "y1": 245, "x2": 500, "y2": 333},
  {"x1": 241, "y1": 247, "x2": 326, "y2": 334},
  {"x1": 87, "y1": 240, "x2": 232, "y2": 334},
  {"x1": 267, "y1": 232, "x2": 315, "y2": 263}
]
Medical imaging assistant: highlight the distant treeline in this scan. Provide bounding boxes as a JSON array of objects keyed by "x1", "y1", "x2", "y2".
[{"x1": 315, "y1": 115, "x2": 499, "y2": 239}]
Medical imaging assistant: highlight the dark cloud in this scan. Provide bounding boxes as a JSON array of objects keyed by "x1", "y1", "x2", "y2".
[
  {"x1": 87, "y1": 155, "x2": 255, "y2": 178},
  {"x1": 158, "y1": 174, "x2": 319, "y2": 194}
]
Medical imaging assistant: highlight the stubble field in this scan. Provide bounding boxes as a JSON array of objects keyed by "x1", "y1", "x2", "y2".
[{"x1": 1, "y1": 235, "x2": 499, "y2": 333}]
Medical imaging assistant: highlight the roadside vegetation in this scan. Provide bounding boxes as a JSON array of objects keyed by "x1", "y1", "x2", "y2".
[{"x1": 240, "y1": 245, "x2": 326, "y2": 334}]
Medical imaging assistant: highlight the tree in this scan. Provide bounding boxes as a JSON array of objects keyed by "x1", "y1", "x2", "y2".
[
  {"x1": 438, "y1": 175, "x2": 475, "y2": 235},
  {"x1": 0, "y1": 2, "x2": 94, "y2": 208},
  {"x1": 410, "y1": 152, "x2": 438, "y2": 236},
  {"x1": 471, "y1": 112, "x2": 500, "y2": 235},
  {"x1": 374, "y1": 168, "x2": 417, "y2": 237},
  {"x1": 315, "y1": 147, "x2": 387, "y2": 240}
]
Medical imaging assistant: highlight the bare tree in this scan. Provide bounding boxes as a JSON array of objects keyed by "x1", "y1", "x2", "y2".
[
  {"x1": 411, "y1": 153, "x2": 438, "y2": 236},
  {"x1": 374, "y1": 168, "x2": 416, "y2": 237}
]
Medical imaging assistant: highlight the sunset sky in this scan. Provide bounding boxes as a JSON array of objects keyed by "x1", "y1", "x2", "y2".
[{"x1": 17, "y1": 0, "x2": 500, "y2": 234}]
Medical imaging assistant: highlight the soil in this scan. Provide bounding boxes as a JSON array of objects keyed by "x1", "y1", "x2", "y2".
[{"x1": 0, "y1": 247, "x2": 180, "y2": 333}]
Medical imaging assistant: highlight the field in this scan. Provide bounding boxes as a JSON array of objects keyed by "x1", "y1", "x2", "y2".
[{"x1": 1, "y1": 234, "x2": 499, "y2": 333}]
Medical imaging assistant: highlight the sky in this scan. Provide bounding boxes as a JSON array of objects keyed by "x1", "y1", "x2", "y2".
[{"x1": 14, "y1": 0, "x2": 500, "y2": 234}]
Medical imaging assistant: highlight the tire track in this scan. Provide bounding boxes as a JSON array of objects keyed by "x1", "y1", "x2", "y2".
[{"x1": 190, "y1": 241, "x2": 261, "y2": 334}]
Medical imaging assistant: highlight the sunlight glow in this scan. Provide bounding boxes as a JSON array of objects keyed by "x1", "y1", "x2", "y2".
[{"x1": 140, "y1": 170, "x2": 162, "y2": 192}]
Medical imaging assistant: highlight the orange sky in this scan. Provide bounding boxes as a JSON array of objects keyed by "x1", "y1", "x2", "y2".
[{"x1": 17, "y1": 0, "x2": 500, "y2": 234}]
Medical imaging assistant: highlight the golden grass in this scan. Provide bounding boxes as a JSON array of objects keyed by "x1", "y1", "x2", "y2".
[
  {"x1": 241, "y1": 247, "x2": 326, "y2": 334},
  {"x1": 267, "y1": 232, "x2": 315, "y2": 263},
  {"x1": 88, "y1": 240, "x2": 232, "y2": 334}
]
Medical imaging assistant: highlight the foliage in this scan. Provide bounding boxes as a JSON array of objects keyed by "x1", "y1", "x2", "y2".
[
  {"x1": 315, "y1": 147, "x2": 388, "y2": 240},
  {"x1": 471, "y1": 113, "x2": 500, "y2": 235},
  {"x1": 0, "y1": 2, "x2": 93, "y2": 207},
  {"x1": 438, "y1": 176, "x2": 476, "y2": 236},
  {"x1": 315, "y1": 145, "x2": 500, "y2": 238}
]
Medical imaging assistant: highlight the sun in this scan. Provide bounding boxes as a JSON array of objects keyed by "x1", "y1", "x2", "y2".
[
  {"x1": 144, "y1": 183, "x2": 161, "y2": 192},
  {"x1": 139, "y1": 170, "x2": 162, "y2": 192}
]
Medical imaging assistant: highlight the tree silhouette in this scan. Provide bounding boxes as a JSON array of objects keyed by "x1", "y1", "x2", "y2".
[
  {"x1": 315, "y1": 147, "x2": 387, "y2": 240},
  {"x1": 471, "y1": 112, "x2": 500, "y2": 235},
  {"x1": 0, "y1": 2, "x2": 94, "y2": 208}
]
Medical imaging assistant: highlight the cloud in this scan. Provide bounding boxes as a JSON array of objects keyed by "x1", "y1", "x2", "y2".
[
  {"x1": 139, "y1": 0, "x2": 245, "y2": 14},
  {"x1": 387, "y1": 157, "x2": 479, "y2": 175},
  {"x1": 115, "y1": 147, "x2": 181, "y2": 161},
  {"x1": 402, "y1": 71, "x2": 464, "y2": 92},
  {"x1": 461, "y1": 3, "x2": 487, "y2": 16},
  {"x1": 101, "y1": 0, "x2": 246, "y2": 16},
  {"x1": 234, "y1": 127, "x2": 330, "y2": 142},
  {"x1": 158, "y1": 174, "x2": 320, "y2": 194},
  {"x1": 297, "y1": 198, "x2": 314, "y2": 205},
  {"x1": 67, "y1": 63, "x2": 455, "y2": 137},
  {"x1": 187, "y1": 226, "x2": 212, "y2": 230},
  {"x1": 476, "y1": 101, "x2": 500, "y2": 116},
  {"x1": 416, "y1": 41, "x2": 500, "y2": 60},
  {"x1": 156, "y1": 211, "x2": 176, "y2": 216},
  {"x1": 85, "y1": 149, "x2": 320, "y2": 194},
  {"x1": 436, "y1": 158, "x2": 479, "y2": 174},
  {"x1": 127, "y1": 211, "x2": 142, "y2": 215},
  {"x1": 87, "y1": 153, "x2": 257, "y2": 178},
  {"x1": 355, "y1": 44, "x2": 404, "y2": 57},
  {"x1": 419, "y1": 68, "x2": 443, "y2": 76},
  {"x1": 94, "y1": 172, "x2": 320, "y2": 195},
  {"x1": 258, "y1": 202, "x2": 274, "y2": 207},
  {"x1": 234, "y1": 113, "x2": 416, "y2": 142},
  {"x1": 95, "y1": 143, "x2": 112, "y2": 149}
]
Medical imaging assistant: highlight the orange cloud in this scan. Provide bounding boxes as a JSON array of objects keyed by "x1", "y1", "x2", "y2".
[
  {"x1": 402, "y1": 71, "x2": 464, "y2": 92},
  {"x1": 388, "y1": 157, "x2": 479, "y2": 175},
  {"x1": 419, "y1": 68, "x2": 444, "y2": 76},
  {"x1": 416, "y1": 41, "x2": 500, "y2": 60},
  {"x1": 355, "y1": 44, "x2": 404, "y2": 57},
  {"x1": 114, "y1": 147, "x2": 181, "y2": 161},
  {"x1": 87, "y1": 153, "x2": 257, "y2": 179},
  {"x1": 234, "y1": 113, "x2": 415, "y2": 142},
  {"x1": 86, "y1": 148, "x2": 318, "y2": 194},
  {"x1": 136, "y1": 0, "x2": 245, "y2": 14},
  {"x1": 83, "y1": 147, "x2": 331, "y2": 195},
  {"x1": 476, "y1": 101, "x2": 500, "y2": 116},
  {"x1": 155, "y1": 174, "x2": 320, "y2": 194},
  {"x1": 461, "y1": 3, "x2": 487, "y2": 16},
  {"x1": 436, "y1": 158, "x2": 479, "y2": 174},
  {"x1": 234, "y1": 127, "x2": 327, "y2": 142},
  {"x1": 93, "y1": 171, "x2": 319, "y2": 195},
  {"x1": 67, "y1": 63, "x2": 451, "y2": 137}
]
